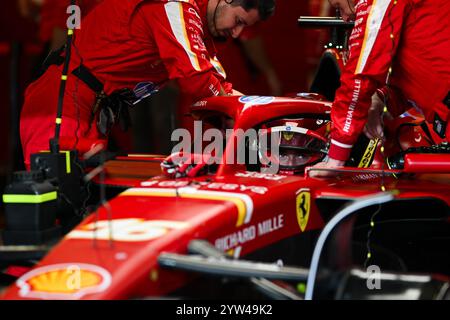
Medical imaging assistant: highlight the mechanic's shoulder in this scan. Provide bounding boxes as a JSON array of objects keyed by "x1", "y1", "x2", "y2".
[
  {"x1": 139, "y1": 1, "x2": 203, "y2": 24},
  {"x1": 143, "y1": 0, "x2": 200, "y2": 8},
  {"x1": 139, "y1": 0, "x2": 200, "y2": 15},
  {"x1": 173, "y1": 0, "x2": 202, "y2": 13}
]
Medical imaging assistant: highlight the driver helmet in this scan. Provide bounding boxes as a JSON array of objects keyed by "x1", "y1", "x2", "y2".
[{"x1": 260, "y1": 118, "x2": 329, "y2": 175}]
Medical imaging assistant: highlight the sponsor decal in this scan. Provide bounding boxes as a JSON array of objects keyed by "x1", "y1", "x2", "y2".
[
  {"x1": 296, "y1": 189, "x2": 311, "y2": 232},
  {"x1": 140, "y1": 180, "x2": 268, "y2": 194},
  {"x1": 190, "y1": 32, "x2": 206, "y2": 51},
  {"x1": 67, "y1": 219, "x2": 189, "y2": 242},
  {"x1": 351, "y1": 173, "x2": 380, "y2": 182},
  {"x1": 205, "y1": 182, "x2": 267, "y2": 195},
  {"x1": 209, "y1": 84, "x2": 220, "y2": 96},
  {"x1": 187, "y1": 7, "x2": 201, "y2": 21},
  {"x1": 235, "y1": 171, "x2": 286, "y2": 181},
  {"x1": 133, "y1": 82, "x2": 159, "y2": 105},
  {"x1": 354, "y1": 17, "x2": 364, "y2": 27},
  {"x1": 239, "y1": 96, "x2": 275, "y2": 108},
  {"x1": 343, "y1": 79, "x2": 361, "y2": 133},
  {"x1": 192, "y1": 100, "x2": 207, "y2": 107},
  {"x1": 414, "y1": 132, "x2": 422, "y2": 143},
  {"x1": 188, "y1": 17, "x2": 203, "y2": 32},
  {"x1": 358, "y1": 138, "x2": 379, "y2": 168},
  {"x1": 215, "y1": 225, "x2": 256, "y2": 251},
  {"x1": 282, "y1": 131, "x2": 295, "y2": 141},
  {"x1": 215, "y1": 214, "x2": 284, "y2": 251},
  {"x1": 17, "y1": 263, "x2": 111, "y2": 300}
]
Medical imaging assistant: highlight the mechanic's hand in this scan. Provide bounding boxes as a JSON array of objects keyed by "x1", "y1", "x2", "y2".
[
  {"x1": 364, "y1": 93, "x2": 393, "y2": 140},
  {"x1": 363, "y1": 93, "x2": 384, "y2": 139},
  {"x1": 161, "y1": 152, "x2": 212, "y2": 178},
  {"x1": 230, "y1": 89, "x2": 244, "y2": 96},
  {"x1": 308, "y1": 158, "x2": 346, "y2": 178}
]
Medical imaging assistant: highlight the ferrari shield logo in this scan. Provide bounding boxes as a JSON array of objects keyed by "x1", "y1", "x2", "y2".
[
  {"x1": 282, "y1": 131, "x2": 295, "y2": 141},
  {"x1": 296, "y1": 189, "x2": 311, "y2": 232}
]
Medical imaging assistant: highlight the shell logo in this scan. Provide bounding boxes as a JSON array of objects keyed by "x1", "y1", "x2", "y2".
[{"x1": 17, "y1": 264, "x2": 112, "y2": 300}]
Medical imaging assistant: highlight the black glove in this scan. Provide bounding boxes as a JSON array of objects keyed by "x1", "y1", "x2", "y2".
[{"x1": 96, "y1": 88, "x2": 136, "y2": 135}]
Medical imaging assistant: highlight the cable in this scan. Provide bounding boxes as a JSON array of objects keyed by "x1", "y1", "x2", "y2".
[
  {"x1": 73, "y1": 76, "x2": 81, "y2": 150},
  {"x1": 71, "y1": 36, "x2": 84, "y2": 149},
  {"x1": 66, "y1": 2, "x2": 92, "y2": 221},
  {"x1": 363, "y1": 204, "x2": 381, "y2": 269},
  {"x1": 50, "y1": 0, "x2": 77, "y2": 154},
  {"x1": 379, "y1": 0, "x2": 398, "y2": 192}
]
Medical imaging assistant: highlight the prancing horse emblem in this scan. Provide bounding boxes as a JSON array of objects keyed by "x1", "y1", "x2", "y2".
[{"x1": 296, "y1": 189, "x2": 311, "y2": 232}]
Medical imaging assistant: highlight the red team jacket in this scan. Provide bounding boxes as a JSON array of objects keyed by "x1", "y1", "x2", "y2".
[
  {"x1": 20, "y1": 0, "x2": 232, "y2": 166},
  {"x1": 329, "y1": 0, "x2": 450, "y2": 161}
]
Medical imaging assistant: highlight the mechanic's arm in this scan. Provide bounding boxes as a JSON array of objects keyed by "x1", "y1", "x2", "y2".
[
  {"x1": 148, "y1": 1, "x2": 233, "y2": 101},
  {"x1": 17, "y1": 0, "x2": 35, "y2": 18},
  {"x1": 50, "y1": 27, "x2": 67, "y2": 51},
  {"x1": 364, "y1": 87, "x2": 409, "y2": 139},
  {"x1": 311, "y1": 0, "x2": 409, "y2": 176}
]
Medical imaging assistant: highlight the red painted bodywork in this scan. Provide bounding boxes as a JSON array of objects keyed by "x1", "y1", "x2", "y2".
[
  {"x1": 404, "y1": 154, "x2": 450, "y2": 173},
  {"x1": 2, "y1": 96, "x2": 449, "y2": 300}
]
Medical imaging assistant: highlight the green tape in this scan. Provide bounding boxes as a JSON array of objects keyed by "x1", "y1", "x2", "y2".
[
  {"x1": 63, "y1": 151, "x2": 71, "y2": 174},
  {"x1": 3, "y1": 192, "x2": 57, "y2": 204},
  {"x1": 36, "y1": 150, "x2": 71, "y2": 174}
]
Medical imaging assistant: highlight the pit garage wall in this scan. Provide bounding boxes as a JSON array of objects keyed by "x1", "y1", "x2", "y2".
[{"x1": 216, "y1": 0, "x2": 315, "y2": 96}]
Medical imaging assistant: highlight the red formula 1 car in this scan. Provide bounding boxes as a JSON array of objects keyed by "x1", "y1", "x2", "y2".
[
  {"x1": 1, "y1": 18, "x2": 450, "y2": 301},
  {"x1": 1, "y1": 92, "x2": 450, "y2": 300}
]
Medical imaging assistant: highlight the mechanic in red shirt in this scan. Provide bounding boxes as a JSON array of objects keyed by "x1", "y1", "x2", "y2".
[
  {"x1": 311, "y1": 0, "x2": 450, "y2": 176},
  {"x1": 20, "y1": 0, "x2": 275, "y2": 168}
]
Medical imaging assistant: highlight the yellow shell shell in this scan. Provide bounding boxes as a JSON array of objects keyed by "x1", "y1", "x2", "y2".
[{"x1": 26, "y1": 269, "x2": 102, "y2": 293}]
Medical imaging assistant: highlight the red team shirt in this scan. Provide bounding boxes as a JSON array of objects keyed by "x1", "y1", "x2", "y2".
[
  {"x1": 329, "y1": 0, "x2": 450, "y2": 161},
  {"x1": 21, "y1": 0, "x2": 232, "y2": 166}
]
